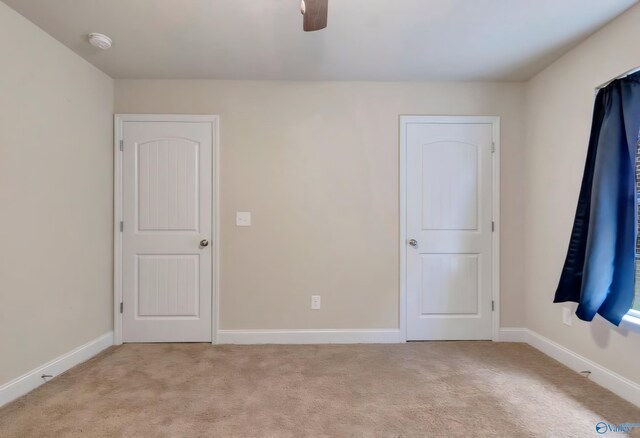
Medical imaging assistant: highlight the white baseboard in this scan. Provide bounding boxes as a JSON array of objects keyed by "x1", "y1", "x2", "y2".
[
  {"x1": 0, "y1": 331, "x2": 113, "y2": 408},
  {"x1": 525, "y1": 330, "x2": 640, "y2": 407},
  {"x1": 217, "y1": 329, "x2": 401, "y2": 344},
  {"x1": 497, "y1": 327, "x2": 528, "y2": 342},
  {"x1": 498, "y1": 327, "x2": 639, "y2": 407},
  {"x1": 3, "y1": 328, "x2": 637, "y2": 409}
]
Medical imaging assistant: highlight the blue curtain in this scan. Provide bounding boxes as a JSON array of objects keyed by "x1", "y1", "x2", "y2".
[{"x1": 554, "y1": 71, "x2": 640, "y2": 326}]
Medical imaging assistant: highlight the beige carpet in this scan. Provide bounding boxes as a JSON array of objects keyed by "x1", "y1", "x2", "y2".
[{"x1": 0, "y1": 342, "x2": 638, "y2": 437}]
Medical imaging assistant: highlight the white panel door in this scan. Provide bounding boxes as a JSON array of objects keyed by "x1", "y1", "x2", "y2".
[
  {"x1": 405, "y1": 119, "x2": 494, "y2": 340},
  {"x1": 122, "y1": 120, "x2": 213, "y2": 342}
]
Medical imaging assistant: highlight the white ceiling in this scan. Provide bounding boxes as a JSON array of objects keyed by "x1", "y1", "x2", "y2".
[{"x1": 3, "y1": 0, "x2": 637, "y2": 81}]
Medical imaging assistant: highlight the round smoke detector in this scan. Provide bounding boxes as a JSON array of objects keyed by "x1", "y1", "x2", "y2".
[{"x1": 88, "y1": 33, "x2": 112, "y2": 50}]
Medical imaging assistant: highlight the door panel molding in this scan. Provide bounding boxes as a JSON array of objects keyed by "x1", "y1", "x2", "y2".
[
  {"x1": 399, "y1": 115, "x2": 500, "y2": 342},
  {"x1": 114, "y1": 114, "x2": 220, "y2": 345}
]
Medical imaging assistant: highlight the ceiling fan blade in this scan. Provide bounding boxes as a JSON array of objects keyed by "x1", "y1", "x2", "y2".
[{"x1": 303, "y1": 0, "x2": 328, "y2": 32}]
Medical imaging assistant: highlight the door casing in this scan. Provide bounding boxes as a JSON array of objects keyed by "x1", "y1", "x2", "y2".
[
  {"x1": 113, "y1": 114, "x2": 220, "y2": 345},
  {"x1": 399, "y1": 115, "x2": 500, "y2": 342}
]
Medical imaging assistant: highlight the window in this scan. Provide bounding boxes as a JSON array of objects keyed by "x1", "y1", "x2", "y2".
[{"x1": 628, "y1": 138, "x2": 640, "y2": 329}]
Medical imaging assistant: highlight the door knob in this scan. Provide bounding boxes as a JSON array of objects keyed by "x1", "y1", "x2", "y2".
[
  {"x1": 408, "y1": 239, "x2": 418, "y2": 247},
  {"x1": 200, "y1": 239, "x2": 209, "y2": 248}
]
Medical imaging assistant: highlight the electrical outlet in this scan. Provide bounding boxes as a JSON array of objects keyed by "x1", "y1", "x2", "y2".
[
  {"x1": 311, "y1": 295, "x2": 321, "y2": 310},
  {"x1": 236, "y1": 211, "x2": 251, "y2": 226},
  {"x1": 562, "y1": 307, "x2": 573, "y2": 326}
]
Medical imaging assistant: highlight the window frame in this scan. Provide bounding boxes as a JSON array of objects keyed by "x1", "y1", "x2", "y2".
[{"x1": 622, "y1": 309, "x2": 640, "y2": 332}]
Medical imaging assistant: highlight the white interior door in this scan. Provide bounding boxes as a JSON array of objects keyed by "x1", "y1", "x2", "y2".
[
  {"x1": 404, "y1": 117, "x2": 495, "y2": 340},
  {"x1": 122, "y1": 119, "x2": 213, "y2": 342}
]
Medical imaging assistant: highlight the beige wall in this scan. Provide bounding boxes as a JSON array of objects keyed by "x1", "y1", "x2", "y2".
[
  {"x1": 116, "y1": 80, "x2": 526, "y2": 330},
  {"x1": 0, "y1": 3, "x2": 114, "y2": 384},
  {"x1": 524, "y1": 3, "x2": 640, "y2": 383},
  {"x1": 1, "y1": 0, "x2": 637, "y2": 394}
]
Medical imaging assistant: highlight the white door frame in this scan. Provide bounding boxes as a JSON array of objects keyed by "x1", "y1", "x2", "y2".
[
  {"x1": 113, "y1": 114, "x2": 220, "y2": 345},
  {"x1": 399, "y1": 115, "x2": 500, "y2": 342}
]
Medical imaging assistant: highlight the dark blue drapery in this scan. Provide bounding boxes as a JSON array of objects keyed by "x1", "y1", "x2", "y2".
[{"x1": 554, "y1": 71, "x2": 640, "y2": 326}]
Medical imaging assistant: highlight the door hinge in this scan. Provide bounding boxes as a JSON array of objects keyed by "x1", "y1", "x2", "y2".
[
  {"x1": 120, "y1": 221, "x2": 123, "y2": 232},
  {"x1": 491, "y1": 141, "x2": 495, "y2": 153},
  {"x1": 492, "y1": 300, "x2": 495, "y2": 312},
  {"x1": 120, "y1": 302, "x2": 123, "y2": 313},
  {"x1": 491, "y1": 221, "x2": 495, "y2": 232},
  {"x1": 119, "y1": 139, "x2": 123, "y2": 151}
]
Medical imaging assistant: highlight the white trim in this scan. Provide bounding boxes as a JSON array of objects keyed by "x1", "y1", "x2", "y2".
[
  {"x1": 114, "y1": 114, "x2": 218, "y2": 123},
  {"x1": 398, "y1": 115, "x2": 501, "y2": 342},
  {"x1": 0, "y1": 332, "x2": 113, "y2": 408},
  {"x1": 113, "y1": 114, "x2": 220, "y2": 345},
  {"x1": 622, "y1": 311, "x2": 640, "y2": 334},
  {"x1": 491, "y1": 120, "x2": 501, "y2": 341},
  {"x1": 497, "y1": 327, "x2": 528, "y2": 342},
  {"x1": 399, "y1": 119, "x2": 407, "y2": 342},
  {"x1": 495, "y1": 328, "x2": 640, "y2": 407},
  {"x1": 213, "y1": 117, "x2": 221, "y2": 344},
  {"x1": 113, "y1": 118, "x2": 122, "y2": 344},
  {"x1": 526, "y1": 330, "x2": 640, "y2": 407},
  {"x1": 628, "y1": 309, "x2": 640, "y2": 318},
  {"x1": 217, "y1": 329, "x2": 402, "y2": 344}
]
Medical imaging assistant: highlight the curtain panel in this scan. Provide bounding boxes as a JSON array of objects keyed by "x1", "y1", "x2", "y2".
[{"x1": 554, "y1": 71, "x2": 640, "y2": 325}]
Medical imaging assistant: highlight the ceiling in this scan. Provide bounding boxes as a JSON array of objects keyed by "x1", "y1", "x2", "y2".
[{"x1": 3, "y1": 0, "x2": 637, "y2": 81}]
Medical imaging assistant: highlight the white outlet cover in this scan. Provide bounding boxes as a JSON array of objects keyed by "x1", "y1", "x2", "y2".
[
  {"x1": 236, "y1": 211, "x2": 251, "y2": 226},
  {"x1": 562, "y1": 307, "x2": 573, "y2": 326}
]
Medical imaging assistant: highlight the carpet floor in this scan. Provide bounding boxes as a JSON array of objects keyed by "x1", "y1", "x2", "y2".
[{"x1": 0, "y1": 342, "x2": 638, "y2": 437}]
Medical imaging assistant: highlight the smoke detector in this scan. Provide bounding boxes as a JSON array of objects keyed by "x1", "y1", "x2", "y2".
[{"x1": 88, "y1": 33, "x2": 112, "y2": 50}]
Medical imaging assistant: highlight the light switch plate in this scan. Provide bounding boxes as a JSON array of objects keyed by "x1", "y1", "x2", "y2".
[
  {"x1": 236, "y1": 212, "x2": 251, "y2": 227},
  {"x1": 311, "y1": 295, "x2": 321, "y2": 310}
]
